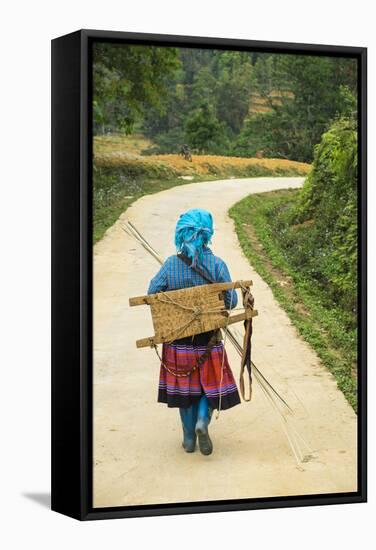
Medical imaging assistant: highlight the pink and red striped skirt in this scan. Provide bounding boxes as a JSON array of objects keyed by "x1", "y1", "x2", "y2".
[{"x1": 157, "y1": 341, "x2": 241, "y2": 410}]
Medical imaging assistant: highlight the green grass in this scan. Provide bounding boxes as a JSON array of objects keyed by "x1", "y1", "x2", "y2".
[
  {"x1": 93, "y1": 166, "x2": 218, "y2": 243},
  {"x1": 229, "y1": 189, "x2": 357, "y2": 411}
]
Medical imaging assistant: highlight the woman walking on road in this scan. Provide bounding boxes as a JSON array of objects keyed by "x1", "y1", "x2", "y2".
[{"x1": 148, "y1": 208, "x2": 241, "y2": 455}]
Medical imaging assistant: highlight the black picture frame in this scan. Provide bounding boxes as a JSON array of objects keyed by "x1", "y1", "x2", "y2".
[{"x1": 51, "y1": 29, "x2": 367, "y2": 521}]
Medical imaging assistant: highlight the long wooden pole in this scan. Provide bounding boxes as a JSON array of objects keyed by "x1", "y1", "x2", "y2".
[
  {"x1": 120, "y1": 221, "x2": 313, "y2": 464},
  {"x1": 121, "y1": 222, "x2": 291, "y2": 411}
]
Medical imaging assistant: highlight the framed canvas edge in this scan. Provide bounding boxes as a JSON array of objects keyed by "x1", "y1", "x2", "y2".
[
  {"x1": 52, "y1": 29, "x2": 83, "y2": 520},
  {"x1": 51, "y1": 29, "x2": 367, "y2": 521},
  {"x1": 80, "y1": 28, "x2": 366, "y2": 55}
]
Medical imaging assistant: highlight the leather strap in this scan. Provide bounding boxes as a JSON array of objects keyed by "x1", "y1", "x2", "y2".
[{"x1": 239, "y1": 288, "x2": 254, "y2": 401}]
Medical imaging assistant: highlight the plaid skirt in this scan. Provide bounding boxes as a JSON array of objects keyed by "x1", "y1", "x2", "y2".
[{"x1": 157, "y1": 336, "x2": 241, "y2": 410}]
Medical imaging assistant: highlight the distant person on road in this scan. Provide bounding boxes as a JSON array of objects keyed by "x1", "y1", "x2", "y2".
[
  {"x1": 180, "y1": 143, "x2": 192, "y2": 161},
  {"x1": 147, "y1": 209, "x2": 240, "y2": 456}
]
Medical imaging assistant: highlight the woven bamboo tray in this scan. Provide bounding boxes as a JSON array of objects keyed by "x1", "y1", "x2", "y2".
[{"x1": 129, "y1": 280, "x2": 258, "y2": 348}]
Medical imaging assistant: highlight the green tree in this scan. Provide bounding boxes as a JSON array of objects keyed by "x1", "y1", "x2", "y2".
[
  {"x1": 235, "y1": 54, "x2": 357, "y2": 162},
  {"x1": 134, "y1": 47, "x2": 358, "y2": 161},
  {"x1": 93, "y1": 43, "x2": 179, "y2": 134},
  {"x1": 142, "y1": 81, "x2": 187, "y2": 151},
  {"x1": 190, "y1": 66, "x2": 218, "y2": 106},
  {"x1": 185, "y1": 101, "x2": 227, "y2": 153},
  {"x1": 215, "y1": 51, "x2": 254, "y2": 134}
]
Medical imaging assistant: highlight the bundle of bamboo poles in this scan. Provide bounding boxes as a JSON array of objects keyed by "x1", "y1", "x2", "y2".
[{"x1": 121, "y1": 220, "x2": 313, "y2": 466}]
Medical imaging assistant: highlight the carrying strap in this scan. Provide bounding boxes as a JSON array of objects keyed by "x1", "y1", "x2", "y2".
[
  {"x1": 177, "y1": 253, "x2": 215, "y2": 284},
  {"x1": 177, "y1": 253, "x2": 253, "y2": 402},
  {"x1": 239, "y1": 288, "x2": 254, "y2": 401}
]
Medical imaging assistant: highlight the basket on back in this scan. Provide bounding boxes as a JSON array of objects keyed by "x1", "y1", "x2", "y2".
[{"x1": 129, "y1": 280, "x2": 258, "y2": 348}]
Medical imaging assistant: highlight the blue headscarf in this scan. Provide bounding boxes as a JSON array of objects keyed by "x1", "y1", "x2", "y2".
[{"x1": 174, "y1": 209, "x2": 214, "y2": 267}]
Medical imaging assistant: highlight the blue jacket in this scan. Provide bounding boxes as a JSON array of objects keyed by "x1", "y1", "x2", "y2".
[{"x1": 147, "y1": 247, "x2": 238, "y2": 309}]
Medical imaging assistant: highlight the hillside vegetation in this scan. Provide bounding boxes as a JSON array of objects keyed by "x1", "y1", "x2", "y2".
[
  {"x1": 94, "y1": 45, "x2": 357, "y2": 163},
  {"x1": 230, "y1": 116, "x2": 358, "y2": 409}
]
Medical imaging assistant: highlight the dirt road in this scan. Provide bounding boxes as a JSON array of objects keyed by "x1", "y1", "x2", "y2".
[{"x1": 93, "y1": 177, "x2": 357, "y2": 507}]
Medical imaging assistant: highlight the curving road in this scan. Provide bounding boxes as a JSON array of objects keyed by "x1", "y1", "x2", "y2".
[{"x1": 93, "y1": 177, "x2": 357, "y2": 507}]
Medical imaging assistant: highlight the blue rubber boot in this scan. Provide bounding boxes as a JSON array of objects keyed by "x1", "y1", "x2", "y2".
[
  {"x1": 195, "y1": 394, "x2": 213, "y2": 456},
  {"x1": 179, "y1": 404, "x2": 198, "y2": 452}
]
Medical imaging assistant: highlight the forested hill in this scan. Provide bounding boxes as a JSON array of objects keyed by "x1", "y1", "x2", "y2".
[{"x1": 93, "y1": 45, "x2": 357, "y2": 163}]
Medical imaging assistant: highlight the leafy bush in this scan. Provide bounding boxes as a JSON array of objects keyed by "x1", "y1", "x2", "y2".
[
  {"x1": 184, "y1": 101, "x2": 229, "y2": 154},
  {"x1": 293, "y1": 117, "x2": 358, "y2": 313},
  {"x1": 230, "y1": 185, "x2": 358, "y2": 409}
]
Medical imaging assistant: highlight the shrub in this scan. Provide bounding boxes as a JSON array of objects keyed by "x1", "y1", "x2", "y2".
[{"x1": 293, "y1": 116, "x2": 358, "y2": 312}]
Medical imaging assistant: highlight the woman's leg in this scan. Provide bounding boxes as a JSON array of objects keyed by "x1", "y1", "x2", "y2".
[
  {"x1": 179, "y1": 403, "x2": 198, "y2": 452},
  {"x1": 195, "y1": 394, "x2": 213, "y2": 455}
]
